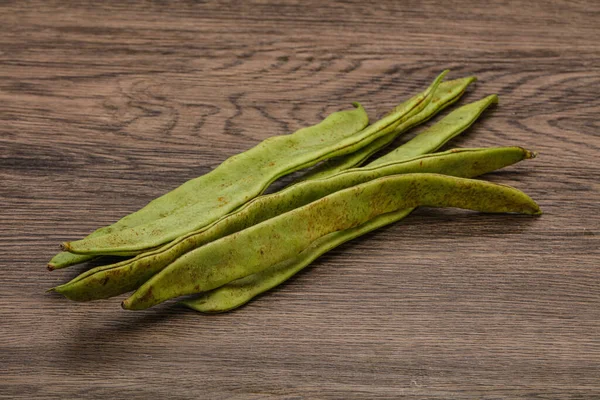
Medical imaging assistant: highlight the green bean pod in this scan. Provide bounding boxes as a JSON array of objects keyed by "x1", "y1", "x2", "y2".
[
  {"x1": 123, "y1": 173, "x2": 541, "y2": 310},
  {"x1": 300, "y1": 76, "x2": 476, "y2": 181},
  {"x1": 181, "y1": 208, "x2": 414, "y2": 313},
  {"x1": 369, "y1": 94, "x2": 498, "y2": 166},
  {"x1": 61, "y1": 71, "x2": 448, "y2": 256},
  {"x1": 46, "y1": 101, "x2": 369, "y2": 270},
  {"x1": 52, "y1": 147, "x2": 533, "y2": 302}
]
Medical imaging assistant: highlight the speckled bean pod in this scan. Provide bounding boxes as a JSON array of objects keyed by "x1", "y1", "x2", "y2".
[
  {"x1": 46, "y1": 97, "x2": 370, "y2": 270},
  {"x1": 300, "y1": 76, "x2": 477, "y2": 181},
  {"x1": 181, "y1": 208, "x2": 414, "y2": 313},
  {"x1": 60, "y1": 71, "x2": 449, "y2": 256},
  {"x1": 123, "y1": 173, "x2": 541, "y2": 310},
  {"x1": 369, "y1": 94, "x2": 498, "y2": 166}
]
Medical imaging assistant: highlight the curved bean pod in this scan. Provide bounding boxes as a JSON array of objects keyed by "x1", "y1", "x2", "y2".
[
  {"x1": 123, "y1": 173, "x2": 541, "y2": 310},
  {"x1": 300, "y1": 76, "x2": 476, "y2": 181},
  {"x1": 181, "y1": 208, "x2": 413, "y2": 313},
  {"x1": 52, "y1": 147, "x2": 533, "y2": 301},
  {"x1": 369, "y1": 94, "x2": 498, "y2": 166},
  {"x1": 47, "y1": 101, "x2": 370, "y2": 269},
  {"x1": 62, "y1": 71, "x2": 448, "y2": 255},
  {"x1": 185, "y1": 150, "x2": 531, "y2": 314}
]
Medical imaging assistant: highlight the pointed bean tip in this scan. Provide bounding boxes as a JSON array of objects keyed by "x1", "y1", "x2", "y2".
[
  {"x1": 46, "y1": 287, "x2": 56, "y2": 293},
  {"x1": 436, "y1": 70, "x2": 450, "y2": 81},
  {"x1": 489, "y1": 94, "x2": 499, "y2": 103},
  {"x1": 60, "y1": 242, "x2": 70, "y2": 251},
  {"x1": 447, "y1": 76, "x2": 475, "y2": 86},
  {"x1": 519, "y1": 147, "x2": 537, "y2": 159},
  {"x1": 526, "y1": 201, "x2": 543, "y2": 215},
  {"x1": 51, "y1": 284, "x2": 66, "y2": 294},
  {"x1": 351, "y1": 102, "x2": 366, "y2": 114}
]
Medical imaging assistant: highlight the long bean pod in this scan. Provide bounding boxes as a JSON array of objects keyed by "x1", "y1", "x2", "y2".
[
  {"x1": 369, "y1": 94, "x2": 498, "y2": 166},
  {"x1": 181, "y1": 208, "x2": 414, "y2": 313},
  {"x1": 62, "y1": 71, "x2": 448, "y2": 256},
  {"x1": 46, "y1": 101, "x2": 369, "y2": 270},
  {"x1": 123, "y1": 173, "x2": 541, "y2": 310},
  {"x1": 300, "y1": 76, "x2": 476, "y2": 181}
]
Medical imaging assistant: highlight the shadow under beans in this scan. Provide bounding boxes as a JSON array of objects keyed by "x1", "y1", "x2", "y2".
[{"x1": 53, "y1": 303, "x2": 190, "y2": 370}]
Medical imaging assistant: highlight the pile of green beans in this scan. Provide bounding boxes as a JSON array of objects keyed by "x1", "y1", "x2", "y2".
[{"x1": 49, "y1": 71, "x2": 542, "y2": 313}]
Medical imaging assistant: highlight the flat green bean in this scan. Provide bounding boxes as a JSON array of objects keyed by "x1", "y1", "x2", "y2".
[
  {"x1": 300, "y1": 76, "x2": 476, "y2": 181},
  {"x1": 62, "y1": 71, "x2": 448, "y2": 256},
  {"x1": 123, "y1": 173, "x2": 541, "y2": 310},
  {"x1": 182, "y1": 148, "x2": 532, "y2": 313},
  {"x1": 181, "y1": 208, "x2": 414, "y2": 313},
  {"x1": 48, "y1": 101, "x2": 370, "y2": 270},
  {"x1": 369, "y1": 94, "x2": 498, "y2": 166},
  {"x1": 52, "y1": 147, "x2": 533, "y2": 302}
]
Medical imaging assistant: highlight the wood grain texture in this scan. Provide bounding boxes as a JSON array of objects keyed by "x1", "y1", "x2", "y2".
[{"x1": 1, "y1": 0, "x2": 599, "y2": 398}]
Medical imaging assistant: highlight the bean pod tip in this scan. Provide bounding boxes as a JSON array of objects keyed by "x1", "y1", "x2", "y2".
[{"x1": 529, "y1": 150, "x2": 538, "y2": 159}]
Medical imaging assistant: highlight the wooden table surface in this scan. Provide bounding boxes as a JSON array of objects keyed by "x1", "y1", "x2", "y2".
[{"x1": 1, "y1": 1, "x2": 599, "y2": 398}]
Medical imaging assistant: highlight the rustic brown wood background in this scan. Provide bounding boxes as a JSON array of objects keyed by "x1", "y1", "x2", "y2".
[{"x1": 1, "y1": 0, "x2": 599, "y2": 398}]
